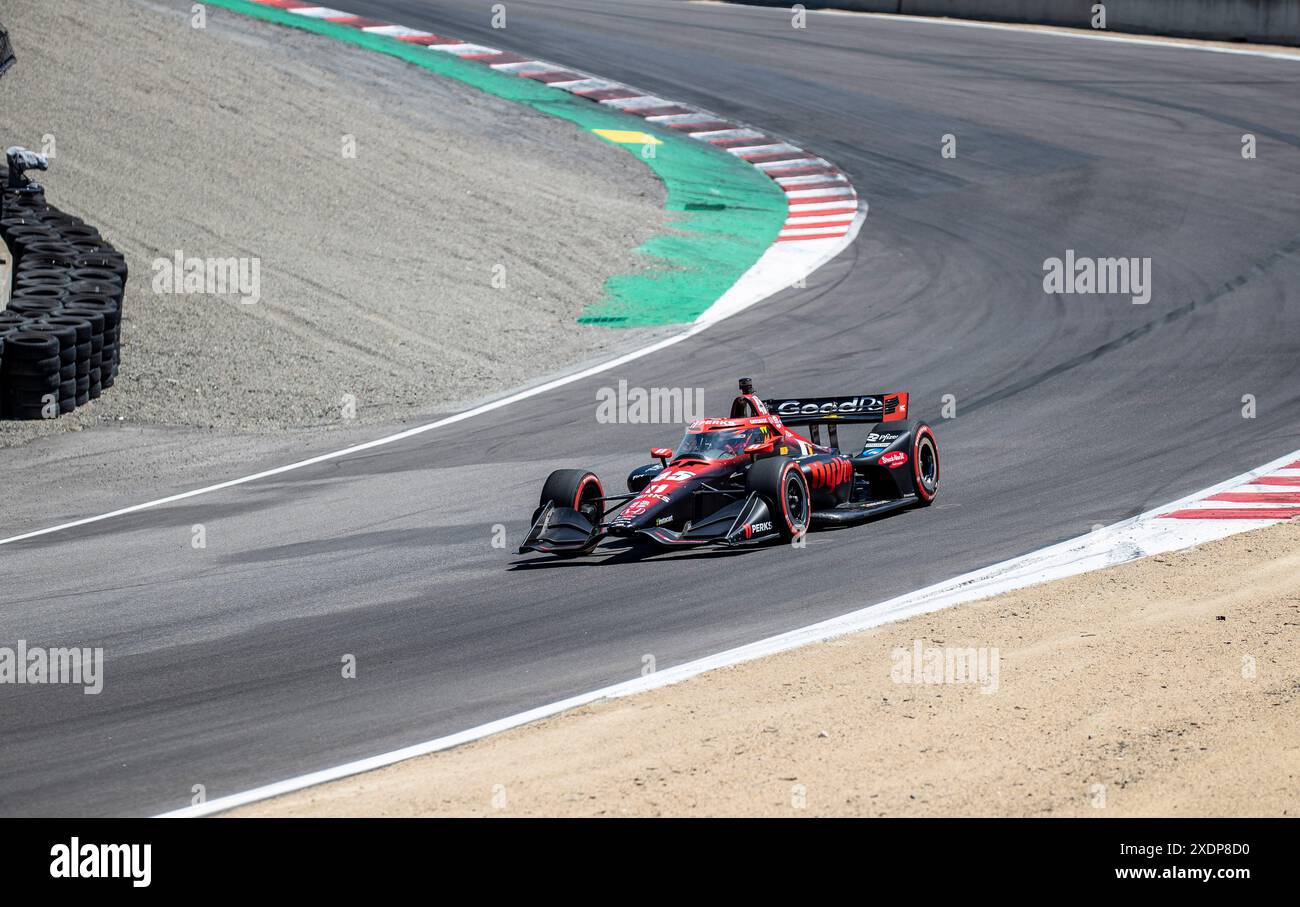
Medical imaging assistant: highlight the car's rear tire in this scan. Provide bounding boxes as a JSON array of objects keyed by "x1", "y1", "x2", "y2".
[
  {"x1": 912, "y1": 424, "x2": 939, "y2": 506},
  {"x1": 537, "y1": 468, "x2": 604, "y2": 524},
  {"x1": 746, "y1": 457, "x2": 810, "y2": 541}
]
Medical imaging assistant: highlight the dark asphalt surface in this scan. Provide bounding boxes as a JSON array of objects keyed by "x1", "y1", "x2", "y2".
[{"x1": 2, "y1": 0, "x2": 1299, "y2": 816}]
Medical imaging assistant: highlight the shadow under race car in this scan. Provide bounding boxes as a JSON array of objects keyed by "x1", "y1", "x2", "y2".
[{"x1": 519, "y1": 378, "x2": 940, "y2": 558}]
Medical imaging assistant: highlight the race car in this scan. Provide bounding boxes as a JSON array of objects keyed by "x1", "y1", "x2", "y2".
[{"x1": 519, "y1": 378, "x2": 939, "y2": 557}]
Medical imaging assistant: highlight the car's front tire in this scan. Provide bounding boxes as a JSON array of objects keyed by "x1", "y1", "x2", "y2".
[
  {"x1": 535, "y1": 468, "x2": 604, "y2": 525},
  {"x1": 746, "y1": 457, "x2": 810, "y2": 541}
]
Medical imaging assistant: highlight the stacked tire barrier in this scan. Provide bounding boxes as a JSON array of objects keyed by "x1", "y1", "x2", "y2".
[{"x1": 0, "y1": 169, "x2": 126, "y2": 420}]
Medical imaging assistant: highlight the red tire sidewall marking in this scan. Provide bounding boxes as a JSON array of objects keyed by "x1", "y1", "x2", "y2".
[
  {"x1": 914, "y1": 429, "x2": 938, "y2": 502},
  {"x1": 573, "y1": 475, "x2": 603, "y2": 512},
  {"x1": 781, "y1": 463, "x2": 805, "y2": 532},
  {"x1": 781, "y1": 464, "x2": 793, "y2": 530}
]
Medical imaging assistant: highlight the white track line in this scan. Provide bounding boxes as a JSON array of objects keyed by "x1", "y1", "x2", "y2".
[
  {"x1": 159, "y1": 444, "x2": 1300, "y2": 817},
  {"x1": 146, "y1": 0, "x2": 1299, "y2": 816},
  {"x1": 805, "y1": 6, "x2": 1300, "y2": 62},
  {"x1": 699, "y1": 2, "x2": 1300, "y2": 62},
  {"x1": 2, "y1": 194, "x2": 864, "y2": 546},
  {"x1": 1, "y1": 1, "x2": 869, "y2": 547},
  {"x1": 0, "y1": 325, "x2": 697, "y2": 546}
]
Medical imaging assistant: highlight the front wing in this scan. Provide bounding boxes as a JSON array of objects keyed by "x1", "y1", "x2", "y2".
[{"x1": 519, "y1": 492, "x2": 780, "y2": 555}]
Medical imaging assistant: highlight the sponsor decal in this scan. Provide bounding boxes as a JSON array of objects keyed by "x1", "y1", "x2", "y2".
[
  {"x1": 625, "y1": 480, "x2": 681, "y2": 515},
  {"x1": 773, "y1": 397, "x2": 881, "y2": 418},
  {"x1": 865, "y1": 432, "x2": 900, "y2": 444},
  {"x1": 807, "y1": 458, "x2": 853, "y2": 489},
  {"x1": 879, "y1": 451, "x2": 908, "y2": 468},
  {"x1": 634, "y1": 483, "x2": 673, "y2": 504},
  {"x1": 743, "y1": 520, "x2": 773, "y2": 539},
  {"x1": 861, "y1": 447, "x2": 886, "y2": 457},
  {"x1": 655, "y1": 515, "x2": 674, "y2": 526}
]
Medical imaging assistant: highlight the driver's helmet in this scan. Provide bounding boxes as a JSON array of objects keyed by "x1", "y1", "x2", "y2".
[
  {"x1": 719, "y1": 430, "x2": 749, "y2": 458},
  {"x1": 727, "y1": 426, "x2": 768, "y2": 457}
]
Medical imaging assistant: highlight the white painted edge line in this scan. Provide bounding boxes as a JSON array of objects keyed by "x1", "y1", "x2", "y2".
[
  {"x1": 601, "y1": 96, "x2": 674, "y2": 110},
  {"x1": 360, "y1": 25, "x2": 428, "y2": 38},
  {"x1": 690, "y1": 128, "x2": 764, "y2": 141},
  {"x1": 785, "y1": 187, "x2": 856, "y2": 200},
  {"x1": 0, "y1": 209, "x2": 853, "y2": 548},
  {"x1": 697, "y1": 1, "x2": 1300, "y2": 62},
  {"x1": 697, "y1": 208, "x2": 866, "y2": 325},
  {"x1": 778, "y1": 173, "x2": 848, "y2": 187},
  {"x1": 429, "y1": 43, "x2": 499, "y2": 56},
  {"x1": 158, "y1": 444, "x2": 1300, "y2": 817},
  {"x1": 802, "y1": 5, "x2": 1300, "y2": 63},
  {"x1": 645, "y1": 113, "x2": 716, "y2": 126},
  {"x1": 753, "y1": 157, "x2": 826, "y2": 171},
  {"x1": 786, "y1": 199, "x2": 858, "y2": 214},
  {"x1": 283, "y1": 7, "x2": 348, "y2": 19},
  {"x1": 0, "y1": 3, "x2": 867, "y2": 548},
  {"x1": 548, "y1": 77, "x2": 617, "y2": 92},
  {"x1": 0, "y1": 323, "x2": 692, "y2": 546},
  {"x1": 145, "y1": 0, "x2": 1298, "y2": 818},
  {"x1": 490, "y1": 60, "x2": 553, "y2": 73}
]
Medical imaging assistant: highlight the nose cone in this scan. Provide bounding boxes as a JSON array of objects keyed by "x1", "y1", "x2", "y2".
[
  {"x1": 613, "y1": 461, "x2": 714, "y2": 529},
  {"x1": 613, "y1": 491, "x2": 674, "y2": 529}
]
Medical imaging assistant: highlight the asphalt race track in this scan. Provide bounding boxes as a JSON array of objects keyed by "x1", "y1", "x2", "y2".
[{"x1": 3, "y1": 0, "x2": 1299, "y2": 815}]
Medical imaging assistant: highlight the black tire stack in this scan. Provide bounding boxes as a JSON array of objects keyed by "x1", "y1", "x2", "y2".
[{"x1": 1, "y1": 170, "x2": 126, "y2": 420}]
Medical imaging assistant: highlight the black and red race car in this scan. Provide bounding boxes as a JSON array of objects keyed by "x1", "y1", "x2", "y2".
[{"x1": 519, "y1": 378, "x2": 939, "y2": 557}]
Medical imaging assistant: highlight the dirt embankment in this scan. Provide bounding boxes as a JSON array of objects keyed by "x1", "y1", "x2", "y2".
[
  {"x1": 233, "y1": 520, "x2": 1300, "y2": 817},
  {"x1": 0, "y1": 0, "x2": 665, "y2": 448}
]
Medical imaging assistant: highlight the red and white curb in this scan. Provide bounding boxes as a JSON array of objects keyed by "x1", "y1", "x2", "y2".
[
  {"x1": 157, "y1": 445, "x2": 1300, "y2": 817},
  {"x1": 246, "y1": 1, "x2": 863, "y2": 324},
  {"x1": 1160, "y1": 459, "x2": 1300, "y2": 522}
]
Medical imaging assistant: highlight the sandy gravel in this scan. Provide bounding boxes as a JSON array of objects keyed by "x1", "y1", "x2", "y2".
[
  {"x1": 0, "y1": 0, "x2": 665, "y2": 447},
  {"x1": 233, "y1": 520, "x2": 1300, "y2": 817}
]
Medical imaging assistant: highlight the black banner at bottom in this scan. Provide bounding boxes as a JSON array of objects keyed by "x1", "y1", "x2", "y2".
[{"x1": 0, "y1": 817, "x2": 1284, "y2": 892}]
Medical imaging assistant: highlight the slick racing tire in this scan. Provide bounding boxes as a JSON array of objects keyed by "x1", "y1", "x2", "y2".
[
  {"x1": 912, "y1": 423, "x2": 939, "y2": 506},
  {"x1": 747, "y1": 457, "x2": 810, "y2": 542},
  {"x1": 536, "y1": 468, "x2": 604, "y2": 525}
]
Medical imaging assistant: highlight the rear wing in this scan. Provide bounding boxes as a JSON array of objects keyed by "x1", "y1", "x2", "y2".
[{"x1": 764, "y1": 393, "x2": 909, "y2": 425}]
